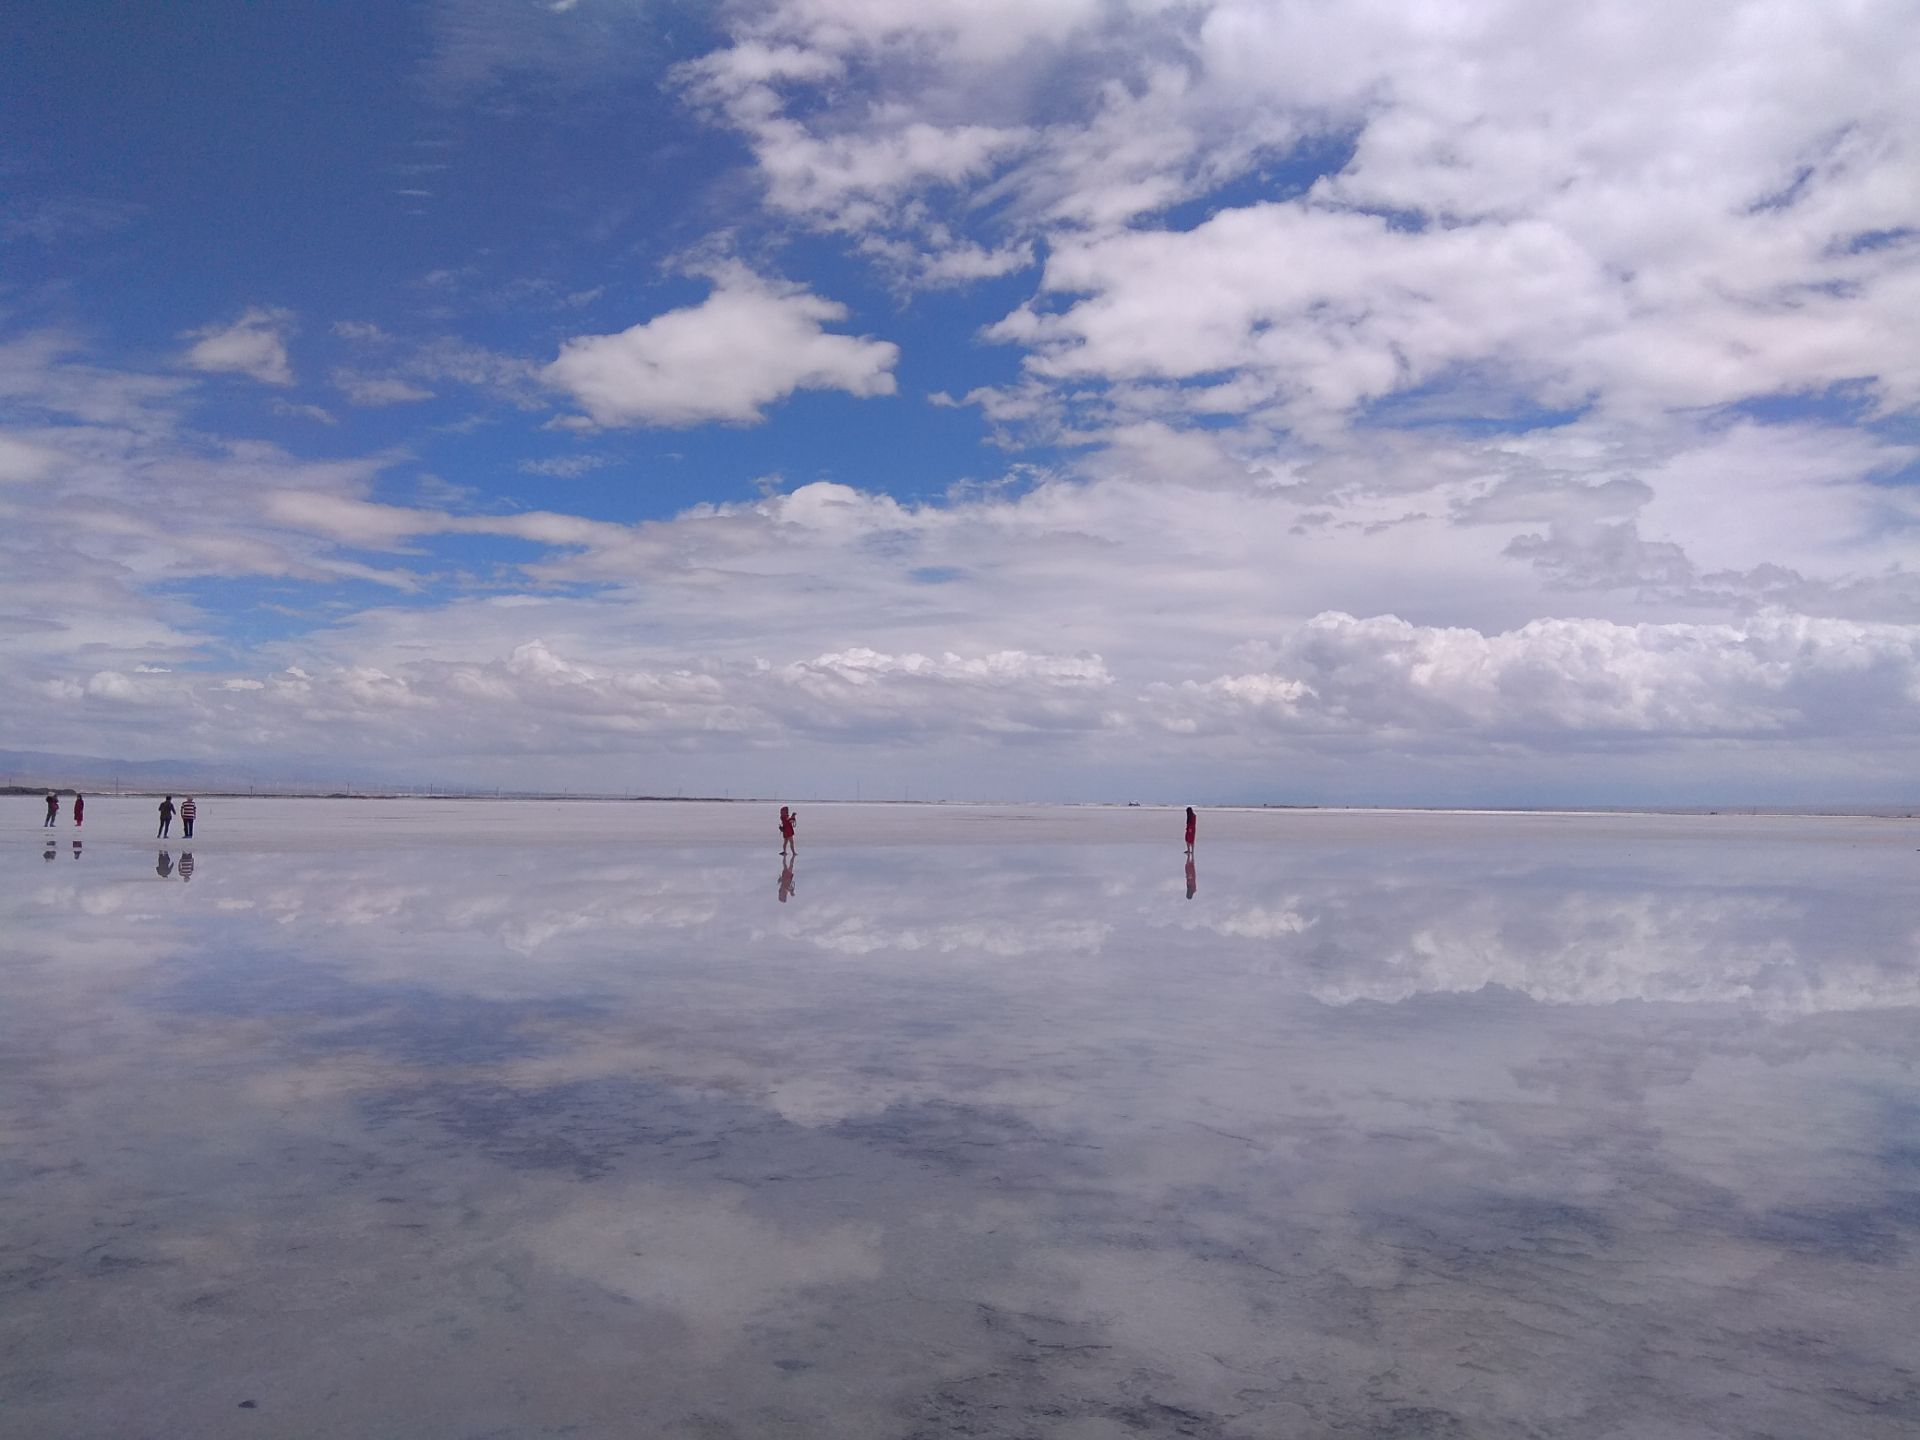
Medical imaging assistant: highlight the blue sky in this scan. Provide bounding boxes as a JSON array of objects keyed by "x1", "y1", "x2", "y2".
[{"x1": 3, "y1": 0, "x2": 1918, "y2": 803}]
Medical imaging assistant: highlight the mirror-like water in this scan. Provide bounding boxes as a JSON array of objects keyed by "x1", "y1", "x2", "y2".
[{"x1": 4, "y1": 801, "x2": 1917, "y2": 1438}]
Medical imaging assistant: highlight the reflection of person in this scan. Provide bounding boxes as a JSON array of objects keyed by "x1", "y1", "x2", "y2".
[
  {"x1": 1184, "y1": 805, "x2": 1197, "y2": 854},
  {"x1": 1185, "y1": 854, "x2": 1197, "y2": 900},
  {"x1": 157, "y1": 795, "x2": 175, "y2": 838},
  {"x1": 778, "y1": 859, "x2": 796, "y2": 903},
  {"x1": 179, "y1": 852, "x2": 195, "y2": 883},
  {"x1": 71, "y1": 840, "x2": 83, "y2": 860},
  {"x1": 156, "y1": 850, "x2": 174, "y2": 879},
  {"x1": 73, "y1": 793, "x2": 83, "y2": 827},
  {"x1": 778, "y1": 805, "x2": 797, "y2": 858},
  {"x1": 43, "y1": 841, "x2": 56, "y2": 862},
  {"x1": 43, "y1": 791, "x2": 58, "y2": 827},
  {"x1": 180, "y1": 795, "x2": 197, "y2": 839}
]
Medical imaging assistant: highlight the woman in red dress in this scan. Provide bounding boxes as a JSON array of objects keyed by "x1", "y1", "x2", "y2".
[{"x1": 1184, "y1": 805, "x2": 1196, "y2": 853}]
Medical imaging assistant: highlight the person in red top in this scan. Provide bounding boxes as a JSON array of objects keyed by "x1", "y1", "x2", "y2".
[
  {"x1": 180, "y1": 796, "x2": 198, "y2": 838},
  {"x1": 73, "y1": 793, "x2": 84, "y2": 827},
  {"x1": 1184, "y1": 805, "x2": 1197, "y2": 854},
  {"x1": 778, "y1": 805, "x2": 797, "y2": 858}
]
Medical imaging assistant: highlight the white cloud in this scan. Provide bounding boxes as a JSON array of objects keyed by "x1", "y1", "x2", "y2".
[
  {"x1": 518, "y1": 454, "x2": 609, "y2": 478},
  {"x1": 268, "y1": 399, "x2": 338, "y2": 425},
  {"x1": 680, "y1": 0, "x2": 1920, "y2": 443},
  {"x1": 0, "y1": 194, "x2": 141, "y2": 245},
  {"x1": 1151, "y1": 611, "x2": 1920, "y2": 742},
  {"x1": 0, "y1": 432, "x2": 63, "y2": 483},
  {"x1": 180, "y1": 307, "x2": 296, "y2": 386},
  {"x1": 736, "y1": 0, "x2": 1110, "y2": 66},
  {"x1": 332, "y1": 370, "x2": 435, "y2": 406},
  {"x1": 991, "y1": 193, "x2": 1916, "y2": 433},
  {"x1": 10, "y1": 294, "x2": 1920, "y2": 800},
  {"x1": 772, "y1": 646, "x2": 1113, "y2": 736},
  {"x1": 543, "y1": 269, "x2": 898, "y2": 426},
  {"x1": 745, "y1": 116, "x2": 1033, "y2": 228}
]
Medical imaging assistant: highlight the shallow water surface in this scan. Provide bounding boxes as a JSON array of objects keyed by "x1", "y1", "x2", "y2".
[{"x1": 3, "y1": 801, "x2": 1918, "y2": 1437}]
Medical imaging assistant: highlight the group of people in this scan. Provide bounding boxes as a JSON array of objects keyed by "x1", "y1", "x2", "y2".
[
  {"x1": 37, "y1": 791, "x2": 200, "y2": 838},
  {"x1": 41, "y1": 790, "x2": 82, "y2": 827},
  {"x1": 156, "y1": 795, "x2": 197, "y2": 838}
]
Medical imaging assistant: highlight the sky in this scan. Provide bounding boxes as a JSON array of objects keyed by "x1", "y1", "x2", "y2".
[{"x1": 2, "y1": 0, "x2": 1918, "y2": 805}]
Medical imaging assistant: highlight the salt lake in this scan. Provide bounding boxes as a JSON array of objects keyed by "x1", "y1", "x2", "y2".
[{"x1": 3, "y1": 799, "x2": 1917, "y2": 1437}]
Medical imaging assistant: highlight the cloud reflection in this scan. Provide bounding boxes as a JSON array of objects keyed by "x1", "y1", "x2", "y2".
[{"x1": 2, "y1": 810, "x2": 1916, "y2": 1437}]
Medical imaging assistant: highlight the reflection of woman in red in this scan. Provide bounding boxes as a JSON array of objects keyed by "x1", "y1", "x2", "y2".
[
  {"x1": 1184, "y1": 805, "x2": 1196, "y2": 854},
  {"x1": 778, "y1": 806, "x2": 797, "y2": 858}
]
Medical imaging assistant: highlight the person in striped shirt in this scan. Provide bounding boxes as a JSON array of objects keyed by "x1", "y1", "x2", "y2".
[{"x1": 180, "y1": 795, "x2": 197, "y2": 839}]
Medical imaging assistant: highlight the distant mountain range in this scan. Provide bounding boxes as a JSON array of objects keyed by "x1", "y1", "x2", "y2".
[{"x1": 0, "y1": 747, "x2": 353, "y2": 794}]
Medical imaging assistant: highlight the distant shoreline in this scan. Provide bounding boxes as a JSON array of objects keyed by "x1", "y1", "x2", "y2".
[{"x1": 6, "y1": 787, "x2": 1914, "y2": 820}]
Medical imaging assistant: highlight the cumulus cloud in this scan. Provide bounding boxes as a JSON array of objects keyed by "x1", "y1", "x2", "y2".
[
  {"x1": 542, "y1": 270, "x2": 899, "y2": 427},
  {"x1": 1149, "y1": 611, "x2": 1920, "y2": 742},
  {"x1": 679, "y1": 0, "x2": 1919, "y2": 453},
  {"x1": 9, "y1": 280, "x2": 1920, "y2": 799},
  {"x1": 180, "y1": 307, "x2": 297, "y2": 386}
]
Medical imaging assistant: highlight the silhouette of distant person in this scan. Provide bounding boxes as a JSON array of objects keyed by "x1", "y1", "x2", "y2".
[
  {"x1": 179, "y1": 852, "x2": 195, "y2": 883},
  {"x1": 778, "y1": 858, "x2": 796, "y2": 903},
  {"x1": 156, "y1": 850, "x2": 174, "y2": 879},
  {"x1": 43, "y1": 791, "x2": 58, "y2": 827},
  {"x1": 1185, "y1": 854, "x2": 1197, "y2": 900},
  {"x1": 180, "y1": 795, "x2": 197, "y2": 839},
  {"x1": 778, "y1": 805, "x2": 797, "y2": 858},
  {"x1": 157, "y1": 795, "x2": 175, "y2": 838},
  {"x1": 72, "y1": 793, "x2": 83, "y2": 827},
  {"x1": 1184, "y1": 805, "x2": 1197, "y2": 854}
]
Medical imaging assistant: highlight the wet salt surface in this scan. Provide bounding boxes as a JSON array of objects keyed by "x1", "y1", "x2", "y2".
[{"x1": 3, "y1": 800, "x2": 1918, "y2": 1438}]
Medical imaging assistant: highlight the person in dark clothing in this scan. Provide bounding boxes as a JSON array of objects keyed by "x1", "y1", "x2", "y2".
[
  {"x1": 44, "y1": 791, "x2": 58, "y2": 827},
  {"x1": 73, "y1": 793, "x2": 84, "y2": 827},
  {"x1": 1184, "y1": 806, "x2": 1197, "y2": 854},
  {"x1": 157, "y1": 795, "x2": 175, "y2": 838},
  {"x1": 180, "y1": 796, "x2": 197, "y2": 839}
]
